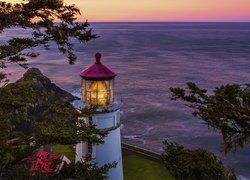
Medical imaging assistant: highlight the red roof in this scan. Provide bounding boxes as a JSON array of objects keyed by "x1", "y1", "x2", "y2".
[
  {"x1": 80, "y1": 53, "x2": 117, "y2": 79},
  {"x1": 29, "y1": 150, "x2": 69, "y2": 174}
]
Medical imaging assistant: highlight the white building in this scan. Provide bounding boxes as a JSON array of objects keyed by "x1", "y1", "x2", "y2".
[{"x1": 76, "y1": 53, "x2": 123, "y2": 180}]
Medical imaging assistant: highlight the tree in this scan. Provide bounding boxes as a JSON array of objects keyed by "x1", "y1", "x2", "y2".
[
  {"x1": 0, "y1": 68, "x2": 115, "y2": 179},
  {"x1": 170, "y1": 82, "x2": 250, "y2": 153},
  {"x1": 3, "y1": 155, "x2": 116, "y2": 179},
  {"x1": 0, "y1": 102, "x2": 115, "y2": 179},
  {"x1": 55, "y1": 156, "x2": 116, "y2": 180},
  {"x1": 0, "y1": 101, "x2": 114, "y2": 178},
  {"x1": 0, "y1": 0, "x2": 97, "y2": 87},
  {"x1": 161, "y1": 141, "x2": 236, "y2": 180},
  {"x1": 33, "y1": 101, "x2": 108, "y2": 146},
  {"x1": 0, "y1": 0, "x2": 115, "y2": 178}
]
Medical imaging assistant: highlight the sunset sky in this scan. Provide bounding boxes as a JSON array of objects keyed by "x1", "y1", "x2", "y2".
[{"x1": 8, "y1": 0, "x2": 250, "y2": 22}]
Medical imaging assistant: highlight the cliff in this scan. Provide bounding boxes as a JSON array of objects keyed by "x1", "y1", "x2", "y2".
[{"x1": 0, "y1": 68, "x2": 78, "y2": 134}]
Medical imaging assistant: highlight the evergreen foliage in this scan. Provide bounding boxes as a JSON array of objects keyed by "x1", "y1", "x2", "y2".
[
  {"x1": 0, "y1": 0, "x2": 97, "y2": 86},
  {"x1": 34, "y1": 101, "x2": 107, "y2": 146},
  {"x1": 170, "y1": 82, "x2": 250, "y2": 153},
  {"x1": 58, "y1": 156, "x2": 117, "y2": 180},
  {"x1": 0, "y1": 0, "x2": 116, "y2": 178},
  {"x1": 3, "y1": 155, "x2": 116, "y2": 179},
  {"x1": 0, "y1": 68, "x2": 113, "y2": 179},
  {"x1": 161, "y1": 141, "x2": 236, "y2": 180}
]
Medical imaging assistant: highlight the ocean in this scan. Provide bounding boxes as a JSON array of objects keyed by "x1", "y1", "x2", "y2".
[{"x1": 2, "y1": 22, "x2": 250, "y2": 178}]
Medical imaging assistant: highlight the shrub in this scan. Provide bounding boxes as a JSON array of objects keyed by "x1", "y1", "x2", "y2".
[{"x1": 161, "y1": 141, "x2": 236, "y2": 180}]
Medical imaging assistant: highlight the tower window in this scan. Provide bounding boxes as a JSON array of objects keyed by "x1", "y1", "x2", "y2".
[
  {"x1": 87, "y1": 141, "x2": 92, "y2": 157},
  {"x1": 82, "y1": 79, "x2": 114, "y2": 107}
]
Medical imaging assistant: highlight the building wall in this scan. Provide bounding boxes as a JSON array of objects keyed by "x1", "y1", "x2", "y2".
[
  {"x1": 75, "y1": 142, "x2": 88, "y2": 162},
  {"x1": 94, "y1": 110, "x2": 123, "y2": 180},
  {"x1": 75, "y1": 110, "x2": 123, "y2": 180}
]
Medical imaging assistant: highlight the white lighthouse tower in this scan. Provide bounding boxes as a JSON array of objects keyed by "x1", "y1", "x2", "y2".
[{"x1": 76, "y1": 53, "x2": 123, "y2": 180}]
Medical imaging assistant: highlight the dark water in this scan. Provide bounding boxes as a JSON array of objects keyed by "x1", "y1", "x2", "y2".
[{"x1": 2, "y1": 22, "x2": 250, "y2": 178}]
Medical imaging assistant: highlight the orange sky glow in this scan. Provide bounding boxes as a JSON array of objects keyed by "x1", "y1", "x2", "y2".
[{"x1": 7, "y1": 0, "x2": 250, "y2": 22}]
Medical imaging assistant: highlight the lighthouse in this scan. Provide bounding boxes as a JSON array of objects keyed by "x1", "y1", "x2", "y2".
[{"x1": 76, "y1": 53, "x2": 123, "y2": 180}]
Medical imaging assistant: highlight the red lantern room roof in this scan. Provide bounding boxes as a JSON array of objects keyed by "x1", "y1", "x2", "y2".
[{"x1": 80, "y1": 53, "x2": 117, "y2": 80}]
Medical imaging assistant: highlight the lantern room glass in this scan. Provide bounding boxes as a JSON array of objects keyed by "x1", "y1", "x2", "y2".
[{"x1": 82, "y1": 79, "x2": 114, "y2": 107}]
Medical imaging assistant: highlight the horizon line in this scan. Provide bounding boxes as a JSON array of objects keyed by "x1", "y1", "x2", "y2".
[{"x1": 81, "y1": 21, "x2": 250, "y2": 23}]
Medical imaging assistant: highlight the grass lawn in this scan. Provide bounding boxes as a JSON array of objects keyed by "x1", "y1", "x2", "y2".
[
  {"x1": 51, "y1": 145, "x2": 174, "y2": 180},
  {"x1": 52, "y1": 144, "x2": 75, "y2": 160},
  {"x1": 123, "y1": 156, "x2": 175, "y2": 180}
]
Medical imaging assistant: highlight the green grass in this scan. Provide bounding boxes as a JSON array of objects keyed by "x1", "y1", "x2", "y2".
[
  {"x1": 52, "y1": 144, "x2": 75, "y2": 161},
  {"x1": 123, "y1": 156, "x2": 175, "y2": 180},
  {"x1": 51, "y1": 145, "x2": 174, "y2": 180}
]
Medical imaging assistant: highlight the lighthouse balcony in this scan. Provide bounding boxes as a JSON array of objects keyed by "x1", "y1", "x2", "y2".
[{"x1": 71, "y1": 94, "x2": 122, "y2": 113}]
